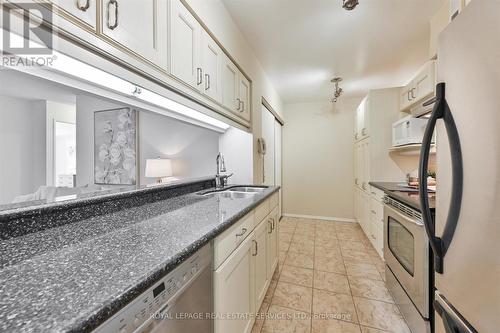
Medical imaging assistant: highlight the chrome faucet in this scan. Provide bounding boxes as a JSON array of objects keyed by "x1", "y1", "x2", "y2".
[{"x1": 215, "y1": 153, "x2": 232, "y2": 188}]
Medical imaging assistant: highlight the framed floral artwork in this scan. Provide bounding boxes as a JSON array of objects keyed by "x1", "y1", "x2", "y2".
[{"x1": 94, "y1": 108, "x2": 138, "y2": 185}]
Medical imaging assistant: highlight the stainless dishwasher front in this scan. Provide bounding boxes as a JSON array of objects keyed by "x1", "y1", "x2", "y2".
[{"x1": 94, "y1": 244, "x2": 213, "y2": 333}]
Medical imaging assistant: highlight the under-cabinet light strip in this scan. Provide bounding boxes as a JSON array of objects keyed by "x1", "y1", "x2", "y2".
[{"x1": 1, "y1": 29, "x2": 230, "y2": 131}]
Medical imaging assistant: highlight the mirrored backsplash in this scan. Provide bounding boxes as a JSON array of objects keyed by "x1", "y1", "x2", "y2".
[{"x1": 0, "y1": 69, "x2": 221, "y2": 211}]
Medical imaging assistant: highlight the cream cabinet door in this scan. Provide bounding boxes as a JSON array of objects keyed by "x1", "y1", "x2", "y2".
[
  {"x1": 221, "y1": 55, "x2": 239, "y2": 112},
  {"x1": 214, "y1": 234, "x2": 255, "y2": 333},
  {"x1": 237, "y1": 74, "x2": 251, "y2": 121},
  {"x1": 362, "y1": 140, "x2": 370, "y2": 192},
  {"x1": 254, "y1": 219, "x2": 269, "y2": 309},
  {"x1": 101, "y1": 0, "x2": 168, "y2": 70},
  {"x1": 267, "y1": 207, "x2": 279, "y2": 276},
  {"x1": 51, "y1": 0, "x2": 96, "y2": 29},
  {"x1": 201, "y1": 30, "x2": 223, "y2": 103},
  {"x1": 169, "y1": 0, "x2": 201, "y2": 88},
  {"x1": 414, "y1": 61, "x2": 436, "y2": 102}
]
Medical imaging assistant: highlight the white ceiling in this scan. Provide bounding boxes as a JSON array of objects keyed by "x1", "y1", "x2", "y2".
[{"x1": 222, "y1": 0, "x2": 445, "y2": 103}]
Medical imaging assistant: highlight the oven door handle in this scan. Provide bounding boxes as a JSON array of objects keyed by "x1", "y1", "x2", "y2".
[{"x1": 419, "y1": 82, "x2": 463, "y2": 274}]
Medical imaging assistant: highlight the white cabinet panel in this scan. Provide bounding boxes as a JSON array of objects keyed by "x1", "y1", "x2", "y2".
[
  {"x1": 238, "y1": 74, "x2": 251, "y2": 121},
  {"x1": 201, "y1": 30, "x2": 223, "y2": 103},
  {"x1": 101, "y1": 0, "x2": 167, "y2": 70},
  {"x1": 267, "y1": 207, "x2": 279, "y2": 277},
  {"x1": 51, "y1": 0, "x2": 97, "y2": 29},
  {"x1": 254, "y1": 219, "x2": 268, "y2": 309},
  {"x1": 170, "y1": 0, "x2": 201, "y2": 87},
  {"x1": 214, "y1": 234, "x2": 255, "y2": 333},
  {"x1": 221, "y1": 55, "x2": 239, "y2": 112}
]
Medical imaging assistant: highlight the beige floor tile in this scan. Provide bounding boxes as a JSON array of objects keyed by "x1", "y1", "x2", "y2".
[
  {"x1": 348, "y1": 277, "x2": 393, "y2": 303},
  {"x1": 360, "y1": 326, "x2": 391, "y2": 333},
  {"x1": 285, "y1": 252, "x2": 314, "y2": 269},
  {"x1": 289, "y1": 241, "x2": 315, "y2": 255},
  {"x1": 280, "y1": 265, "x2": 314, "y2": 287},
  {"x1": 252, "y1": 301, "x2": 271, "y2": 333},
  {"x1": 293, "y1": 234, "x2": 316, "y2": 243},
  {"x1": 354, "y1": 297, "x2": 410, "y2": 333},
  {"x1": 279, "y1": 240, "x2": 291, "y2": 252},
  {"x1": 312, "y1": 319, "x2": 361, "y2": 333},
  {"x1": 313, "y1": 289, "x2": 358, "y2": 323},
  {"x1": 314, "y1": 256, "x2": 346, "y2": 275},
  {"x1": 262, "y1": 305, "x2": 311, "y2": 333},
  {"x1": 339, "y1": 240, "x2": 366, "y2": 251},
  {"x1": 315, "y1": 246, "x2": 342, "y2": 259},
  {"x1": 345, "y1": 263, "x2": 382, "y2": 281},
  {"x1": 279, "y1": 232, "x2": 293, "y2": 243},
  {"x1": 342, "y1": 250, "x2": 373, "y2": 265},
  {"x1": 314, "y1": 270, "x2": 351, "y2": 295},
  {"x1": 272, "y1": 281, "x2": 313, "y2": 313}
]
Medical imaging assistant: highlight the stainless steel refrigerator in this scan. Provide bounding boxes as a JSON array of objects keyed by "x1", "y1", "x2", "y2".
[{"x1": 418, "y1": 1, "x2": 500, "y2": 332}]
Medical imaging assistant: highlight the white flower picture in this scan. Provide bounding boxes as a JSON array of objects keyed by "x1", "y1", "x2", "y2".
[{"x1": 94, "y1": 108, "x2": 137, "y2": 185}]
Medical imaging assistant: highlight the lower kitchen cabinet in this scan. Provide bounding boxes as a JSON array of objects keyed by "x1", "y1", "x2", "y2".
[
  {"x1": 214, "y1": 234, "x2": 255, "y2": 333},
  {"x1": 213, "y1": 192, "x2": 279, "y2": 333},
  {"x1": 253, "y1": 219, "x2": 268, "y2": 308},
  {"x1": 354, "y1": 186, "x2": 384, "y2": 259}
]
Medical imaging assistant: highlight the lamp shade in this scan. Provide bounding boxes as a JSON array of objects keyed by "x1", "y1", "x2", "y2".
[{"x1": 145, "y1": 158, "x2": 173, "y2": 178}]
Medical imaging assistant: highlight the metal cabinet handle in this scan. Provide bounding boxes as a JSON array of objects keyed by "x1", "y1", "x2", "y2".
[
  {"x1": 236, "y1": 98, "x2": 241, "y2": 111},
  {"x1": 252, "y1": 240, "x2": 258, "y2": 256},
  {"x1": 196, "y1": 68, "x2": 203, "y2": 86},
  {"x1": 77, "y1": 0, "x2": 90, "y2": 11},
  {"x1": 371, "y1": 234, "x2": 376, "y2": 240},
  {"x1": 240, "y1": 100, "x2": 244, "y2": 112},
  {"x1": 271, "y1": 218, "x2": 275, "y2": 231},
  {"x1": 371, "y1": 210, "x2": 376, "y2": 214},
  {"x1": 204, "y1": 74, "x2": 210, "y2": 90},
  {"x1": 107, "y1": 0, "x2": 119, "y2": 30},
  {"x1": 268, "y1": 220, "x2": 272, "y2": 234},
  {"x1": 236, "y1": 228, "x2": 247, "y2": 237},
  {"x1": 411, "y1": 88, "x2": 416, "y2": 99},
  {"x1": 355, "y1": 178, "x2": 359, "y2": 185},
  {"x1": 407, "y1": 90, "x2": 411, "y2": 101}
]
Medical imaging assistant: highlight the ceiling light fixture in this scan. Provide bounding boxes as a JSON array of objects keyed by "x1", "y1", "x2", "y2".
[
  {"x1": 342, "y1": 0, "x2": 359, "y2": 11},
  {"x1": 330, "y1": 77, "x2": 343, "y2": 103}
]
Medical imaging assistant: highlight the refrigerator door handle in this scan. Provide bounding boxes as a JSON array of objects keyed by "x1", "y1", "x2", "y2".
[
  {"x1": 434, "y1": 292, "x2": 478, "y2": 333},
  {"x1": 419, "y1": 82, "x2": 463, "y2": 274}
]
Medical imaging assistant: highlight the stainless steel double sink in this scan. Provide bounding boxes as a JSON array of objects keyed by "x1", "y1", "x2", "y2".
[{"x1": 200, "y1": 186, "x2": 267, "y2": 199}]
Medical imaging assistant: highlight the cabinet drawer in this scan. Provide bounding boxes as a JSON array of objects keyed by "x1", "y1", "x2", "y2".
[
  {"x1": 370, "y1": 186, "x2": 385, "y2": 203},
  {"x1": 214, "y1": 212, "x2": 255, "y2": 269},
  {"x1": 269, "y1": 192, "x2": 279, "y2": 209},
  {"x1": 370, "y1": 198, "x2": 384, "y2": 224},
  {"x1": 254, "y1": 199, "x2": 270, "y2": 224}
]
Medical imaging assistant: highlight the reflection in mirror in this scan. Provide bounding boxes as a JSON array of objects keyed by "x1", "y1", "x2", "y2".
[{"x1": 0, "y1": 68, "x2": 221, "y2": 211}]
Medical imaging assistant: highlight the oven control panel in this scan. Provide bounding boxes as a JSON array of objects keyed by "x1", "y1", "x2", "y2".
[{"x1": 93, "y1": 244, "x2": 211, "y2": 333}]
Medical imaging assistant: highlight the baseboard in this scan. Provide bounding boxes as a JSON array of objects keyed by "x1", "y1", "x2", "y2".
[{"x1": 282, "y1": 213, "x2": 356, "y2": 223}]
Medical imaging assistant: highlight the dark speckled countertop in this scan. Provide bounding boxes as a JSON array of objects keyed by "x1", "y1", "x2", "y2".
[
  {"x1": 369, "y1": 181, "x2": 435, "y2": 212},
  {"x1": 0, "y1": 183, "x2": 279, "y2": 333}
]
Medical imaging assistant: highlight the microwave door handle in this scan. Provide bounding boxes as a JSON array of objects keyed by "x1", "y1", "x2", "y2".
[{"x1": 419, "y1": 82, "x2": 463, "y2": 274}]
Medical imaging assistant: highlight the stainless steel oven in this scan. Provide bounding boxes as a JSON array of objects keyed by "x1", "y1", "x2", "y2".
[{"x1": 384, "y1": 196, "x2": 430, "y2": 333}]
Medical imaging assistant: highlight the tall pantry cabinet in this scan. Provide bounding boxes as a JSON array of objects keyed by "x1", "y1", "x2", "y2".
[{"x1": 353, "y1": 88, "x2": 401, "y2": 257}]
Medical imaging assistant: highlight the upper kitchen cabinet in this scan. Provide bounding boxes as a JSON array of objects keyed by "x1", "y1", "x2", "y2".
[
  {"x1": 400, "y1": 61, "x2": 436, "y2": 111},
  {"x1": 221, "y1": 55, "x2": 239, "y2": 111},
  {"x1": 100, "y1": 0, "x2": 168, "y2": 72},
  {"x1": 170, "y1": 0, "x2": 202, "y2": 88},
  {"x1": 238, "y1": 74, "x2": 251, "y2": 122},
  {"x1": 201, "y1": 30, "x2": 223, "y2": 103},
  {"x1": 49, "y1": 0, "x2": 97, "y2": 30},
  {"x1": 355, "y1": 96, "x2": 369, "y2": 141}
]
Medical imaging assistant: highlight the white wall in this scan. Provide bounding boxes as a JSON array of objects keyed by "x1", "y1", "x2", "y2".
[
  {"x1": 282, "y1": 99, "x2": 360, "y2": 219},
  {"x1": 219, "y1": 127, "x2": 253, "y2": 184},
  {"x1": 183, "y1": 0, "x2": 284, "y2": 183},
  {"x1": 76, "y1": 94, "x2": 220, "y2": 187},
  {"x1": 0, "y1": 96, "x2": 46, "y2": 204}
]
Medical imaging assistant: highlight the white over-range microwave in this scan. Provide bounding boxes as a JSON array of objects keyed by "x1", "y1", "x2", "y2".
[{"x1": 392, "y1": 115, "x2": 430, "y2": 147}]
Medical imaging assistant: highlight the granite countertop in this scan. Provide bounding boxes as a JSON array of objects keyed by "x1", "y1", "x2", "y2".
[
  {"x1": 369, "y1": 181, "x2": 436, "y2": 212},
  {"x1": 0, "y1": 184, "x2": 279, "y2": 333}
]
